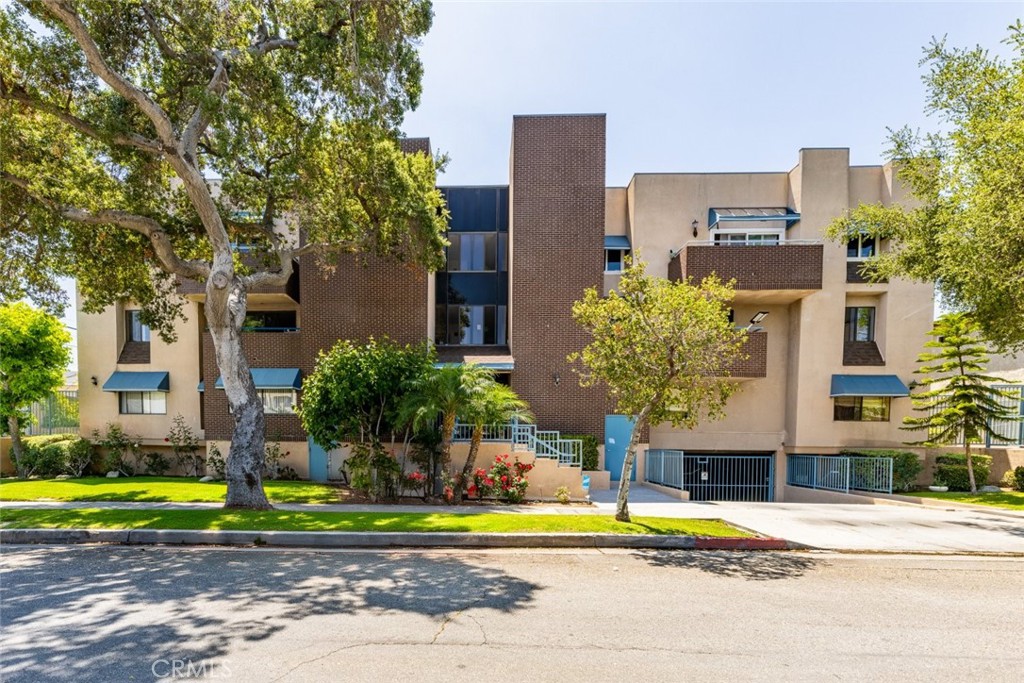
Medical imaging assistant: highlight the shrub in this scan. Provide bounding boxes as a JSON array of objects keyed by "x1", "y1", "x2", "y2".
[
  {"x1": 485, "y1": 454, "x2": 533, "y2": 504},
  {"x1": 933, "y1": 453, "x2": 992, "y2": 491},
  {"x1": 141, "y1": 451, "x2": 171, "y2": 476},
  {"x1": 92, "y1": 423, "x2": 139, "y2": 475},
  {"x1": 555, "y1": 485, "x2": 571, "y2": 504},
  {"x1": 840, "y1": 449, "x2": 924, "y2": 492},
  {"x1": 166, "y1": 415, "x2": 203, "y2": 476},
  {"x1": 564, "y1": 434, "x2": 600, "y2": 471},
  {"x1": 22, "y1": 433, "x2": 76, "y2": 447},
  {"x1": 64, "y1": 438, "x2": 94, "y2": 477},
  {"x1": 401, "y1": 470, "x2": 427, "y2": 498},
  {"x1": 1014, "y1": 466, "x2": 1024, "y2": 492},
  {"x1": 206, "y1": 443, "x2": 226, "y2": 479},
  {"x1": 19, "y1": 442, "x2": 65, "y2": 477},
  {"x1": 343, "y1": 442, "x2": 402, "y2": 501}
]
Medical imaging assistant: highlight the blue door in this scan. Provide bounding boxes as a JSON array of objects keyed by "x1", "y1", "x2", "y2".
[
  {"x1": 308, "y1": 437, "x2": 329, "y2": 482},
  {"x1": 605, "y1": 415, "x2": 636, "y2": 482}
]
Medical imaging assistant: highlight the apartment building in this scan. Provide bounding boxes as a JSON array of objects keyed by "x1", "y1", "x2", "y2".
[{"x1": 77, "y1": 114, "x2": 935, "y2": 501}]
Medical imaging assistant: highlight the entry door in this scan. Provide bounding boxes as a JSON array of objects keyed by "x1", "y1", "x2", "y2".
[
  {"x1": 605, "y1": 415, "x2": 636, "y2": 482},
  {"x1": 308, "y1": 437, "x2": 329, "y2": 482}
]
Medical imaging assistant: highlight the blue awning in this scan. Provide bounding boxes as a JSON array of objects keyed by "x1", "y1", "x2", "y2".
[
  {"x1": 102, "y1": 371, "x2": 170, "y2": 393},
  {"x1": 434, "y1": 361, "x2": 515, "y2": 372},
  {"x1": 604, "y1": 235, "x2": 631, "y2": 250},
  {"x1": 708, "y1": 208, "x2": 801, "y2": 230},
  {"x1": 830, "y1": 374, "x2": 910, "y2": 397},
  {"x1": 210, "y1": 368, "x2": 302, "y2": 391}
]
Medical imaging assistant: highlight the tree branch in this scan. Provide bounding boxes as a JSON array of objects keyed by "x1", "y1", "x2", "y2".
[
  {"x1": 180, "y1": 52, "x2": 229, "y2": 162},
  {"x1": 0, "y1": 81, "x2": 163, "y2": 154},
  {"x1": 1, "y1": 172, "x2": 209, "y2": 281}
]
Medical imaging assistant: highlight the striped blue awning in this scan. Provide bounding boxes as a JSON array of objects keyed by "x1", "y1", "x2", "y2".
[
  {"x1": 102, "y1": 371, "x2": 170, "y2": 393},
  {"x1": 604, "y1": 235, "x2": 631, "y2": 250},
  {"x1": 830, "y1": 374, "x2": 910, "y2": 397},
  {"x1": 204, "y1": 368, "x2": 302, "y2": 391}
]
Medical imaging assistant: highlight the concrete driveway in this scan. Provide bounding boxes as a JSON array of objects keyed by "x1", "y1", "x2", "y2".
[{"x1": 592, "y1": 486, "x2": 1024, "y2": 552}]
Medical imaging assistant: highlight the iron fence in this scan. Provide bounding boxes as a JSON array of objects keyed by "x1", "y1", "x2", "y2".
[
  {"x1": 786, "y1": 454, "x2": 893, "y2": 494},
  {"x1": 24, "y1": 390, "x2": 79, "y2": 436}
]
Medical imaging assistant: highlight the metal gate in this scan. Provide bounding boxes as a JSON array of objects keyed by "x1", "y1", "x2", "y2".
[{"x1": 645, "y1": 450, "x2": 775, "y2": 502}]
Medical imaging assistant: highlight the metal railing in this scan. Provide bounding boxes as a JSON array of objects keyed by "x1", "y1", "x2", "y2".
[
  {"x1": 786, "y1": 455, "x2": 893, "y2": 494},
  {"x1": 24, "y1": 390, "x2": 79, "y2": 436},
  {"x1": 451, "y1": 421, "x2": 582, "y2": 468},
  {"x1": 645, "y1": 450, "x2": 775, "y2": 502}
]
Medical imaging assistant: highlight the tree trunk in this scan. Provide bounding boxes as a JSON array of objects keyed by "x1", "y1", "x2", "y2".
[
  {"x1": 7, "y1": 415, "x2": 27, "y2": 479},
  {"x1": 456, "y1": 424, "x2": 484, "y2": 504},
  {"x1": 206, "y1": 272, "x2": 272, "y2": 510},
  {"x1": 438, "y1": 412, "x2": 456, "y2": 497},
  {"x1": 616, "y1": 406, "x2": 651, "y2": 523},
  {"x1": 965, "y1": 441, "x2": 977, "y2": 494}
]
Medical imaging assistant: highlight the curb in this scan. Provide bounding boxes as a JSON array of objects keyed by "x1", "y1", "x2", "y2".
[{"x1": 0, "y1": 528, "x2": 799, "y2": 551}]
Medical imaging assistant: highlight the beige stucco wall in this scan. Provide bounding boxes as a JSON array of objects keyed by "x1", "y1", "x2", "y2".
[{"x1": 77, "y1": 293, "x2": 203, "y2": 446}]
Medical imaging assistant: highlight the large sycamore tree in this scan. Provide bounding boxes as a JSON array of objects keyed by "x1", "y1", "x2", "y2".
[
  {"x1": 0, "y1": 1, "x2": 447, "y2": 508},
  {"x1": 827, "y1": 23, "x2": 1024, "y2": 350},
  {"x1": 570, "y1": 258, "x2": 746, "y2": 522}
]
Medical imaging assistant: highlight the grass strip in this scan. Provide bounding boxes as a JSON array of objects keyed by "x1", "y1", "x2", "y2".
[
  {"x1": 898, "y1": 490, "x2": 1024, "y2": 511},
  {"x1": 0, "y1": 477, "x2": 340, "y2": 504},
  {"x1": 0, "y1": 508, "x2": 752, "y2": 537}
]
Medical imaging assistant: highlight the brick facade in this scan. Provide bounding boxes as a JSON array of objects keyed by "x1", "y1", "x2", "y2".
[
  {"x1": 508, "y1": 114, "x2": 608, "y2": 438},
  {"x1": 729, "y1": 330, "x2": 768, "y2": 378}
]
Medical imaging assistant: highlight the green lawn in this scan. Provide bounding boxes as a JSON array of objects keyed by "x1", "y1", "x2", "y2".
[
  {"x1": 901, "y1": 490, "x2": 1024, "y2": 511},
  {"x1": 0, "y1": 508, "x2": 751, "y2": 537},
  {"x1": 0, "y1": 476, "x2": 340, "y2": 504}
]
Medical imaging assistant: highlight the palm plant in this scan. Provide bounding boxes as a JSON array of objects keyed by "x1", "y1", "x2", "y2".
[
  {"x1": 400, "y1": 364, "x2": 493, "y2": 492},
  {"x1": 458, "y1": 382, "x2": 533, "y2": 503}
]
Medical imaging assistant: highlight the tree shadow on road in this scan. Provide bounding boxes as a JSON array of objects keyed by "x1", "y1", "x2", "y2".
[
  {"x1": 0, "y1": 546, "x2": 541, "y2": 682},
  {"x1": 634, "y1": 550, "x2": 823, "y2": 581}
]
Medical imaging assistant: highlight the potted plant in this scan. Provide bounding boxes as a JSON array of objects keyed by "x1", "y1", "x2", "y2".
[{"x1": 928, "y1": 472, "x2": 949, "y2": 493}]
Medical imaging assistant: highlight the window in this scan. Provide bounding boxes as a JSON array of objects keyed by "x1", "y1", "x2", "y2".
[
  {"x1": 447, "y1": 233, "x2": 497, "y2": 271},
  {"x1": 845, "y1": 307, "x2": 875, "y2": 342},
  {"x1": 436, "y1": 304, "x2": 507, "y2": 345},
  {"x1": 833, "y1": 396, "x2": 890, "y2": 421},
  {"x1": 242, "y1": 310, "x2": 298, "y2": 331},
  {"x1": 126, "y1": 310, "x2": 150, "y2": 342},
  {"x1": 605, "y1": 248, "x2": 630, "y2": 272},
  {"x1": 119, "y1": 391, "x2": 166, "y2": 414},
  {"x1": 713, "y1": 232, "x2": 782, "y2": 245},
  {"x1": 260, "y1": 390, "x2": 295, "y2": 414},
  {"x1": 847, "y1": 234, "x2": 876, "y2": 260}
]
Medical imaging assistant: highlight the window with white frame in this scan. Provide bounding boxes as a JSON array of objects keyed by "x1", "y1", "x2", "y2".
[
  {"x1": 605, "y1": 248, "x2": 630, "y2": 272},
  {"x1": 119, "y1": 391, "x2": 166, "y2": 415},
  {"x1": 847, "y1": 233, "x2": 876, "y2": 260},
  {"x1": 260, "y1": 390, "x2": 296, "y2": 414},
  {"x1": 712, "y1": 231, "x2": 782, "y2": 245}
]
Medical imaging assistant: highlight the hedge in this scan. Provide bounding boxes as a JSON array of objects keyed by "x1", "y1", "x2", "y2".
[
  {"x1": 17, "y1": 435, "x2": 94, "y2": 478},
  {"x1": 934, "y1": 453, "x2": 992, "y2": 491},
  {"x1": 564, "y1": 434, "x2": 600, "y2": 471},
  {"x1": 839, "y1": 449, "x2": 923, "y2": 492}
]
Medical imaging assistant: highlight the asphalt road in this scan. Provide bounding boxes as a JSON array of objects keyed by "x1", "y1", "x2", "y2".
[{"x1": 2, "y1": 545, "x2": 1022, "y2": 682}]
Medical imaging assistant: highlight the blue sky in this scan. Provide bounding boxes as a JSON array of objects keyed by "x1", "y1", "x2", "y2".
[{"x1": 59, "y1": 1, "x2": 1021, "y2": 368}]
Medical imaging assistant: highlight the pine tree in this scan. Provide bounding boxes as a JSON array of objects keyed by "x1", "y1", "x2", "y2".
[{"x1": 903, "y1": 313, "x2": 1019, "y2": 493}]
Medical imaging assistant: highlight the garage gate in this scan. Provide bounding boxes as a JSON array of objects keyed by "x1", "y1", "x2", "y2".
[{"x1": 644, "y1": 450, "x2": 775, "y2": 502}]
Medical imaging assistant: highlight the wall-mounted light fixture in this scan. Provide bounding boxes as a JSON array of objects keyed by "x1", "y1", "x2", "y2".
[
  {"x1": 90, "y1": 376, "x2": 98, "y2": 386},
  {"x1": 691, "y1": 219, "x2": 699, "y2": 238},
  {"x1": 553, "y1": 373, "x2": 560, "y2": 386},
  {"x1": 746, "y1": 311, "x2": 769, "y2": 331}
]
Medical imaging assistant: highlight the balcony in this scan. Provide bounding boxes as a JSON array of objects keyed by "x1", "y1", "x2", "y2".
[
  {"x1": 725, "y1": 329, "x2": 767, "y2": 379},
  {"x1": 176, "y1": 257, "x2": 300, "y2": 305},
  {"x1": 671, "y1": 241, "x2": 823, "y2": 303}
]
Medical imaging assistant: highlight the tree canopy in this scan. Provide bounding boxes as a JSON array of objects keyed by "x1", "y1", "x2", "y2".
[
  {"x1": 570, "y1": 258, "x2": 746, "y2": 521},
  {"x1": 0, "y1": 302, "x2": 72, "y2": 477},
  {"x1": 826, "y1": 23, "x2": 1024, "y2": 350},
  {"x1": 0, "y1": 0, "x2": 448, "y2": 508}
]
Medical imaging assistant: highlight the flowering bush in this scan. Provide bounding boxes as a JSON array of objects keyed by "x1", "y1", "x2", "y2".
[
  {"x1": 402, "y1": 470, "x2": 428, "y2": 497},
  {"x1": 478, "y1": 454, "x2": 533, "y2": 504}
]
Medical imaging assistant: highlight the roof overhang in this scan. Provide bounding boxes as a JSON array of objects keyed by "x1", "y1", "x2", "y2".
[
  {"x1": 830, "y1": 374, "x2": 910, "y2": 397},
  {"x1": 102, "y1": 371, "x2": 170, "y2": 393},
  {"x1": 709, "y1": 208, "x2": 801, "y2": 230}
]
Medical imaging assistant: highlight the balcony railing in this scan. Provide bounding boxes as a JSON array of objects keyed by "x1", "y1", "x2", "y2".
[
  {"x1": 451, "y1": 422, "x2": 583, "y2": 468},
  {"x1": 672, "y1": 241, "x2": 824, "y2": 292}
]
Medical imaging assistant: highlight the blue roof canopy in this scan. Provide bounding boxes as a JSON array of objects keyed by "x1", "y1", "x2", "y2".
[
  {"x1": 830, "y1": 374, "x2": 910, "y2": 398},
  {"x1": 102, "y1": 371, "x2": 170, "y2": 393},
  {"x1": 434, "y1": 361, "x2": 515, "y2": 372},
  {"x1": 208, "y1": 368, "x2": 302, "y2": 391},
  {"x1": 708, "y1": 208, "x2": 801, "y2": 230},
  {"x1": 604, "y1": 235, "x2": 631, "y2": 250}
]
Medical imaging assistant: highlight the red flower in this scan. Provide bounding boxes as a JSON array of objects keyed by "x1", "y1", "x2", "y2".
[
  {"x1": 467, "y1": 484, "x2": 478, "y2": 496},
  {"x1": 484, "y1": 478, "x2": 494, "y2": 487},
  {"x1": 500, "y1": 474, "x2": 508, "y2": 484},
  {"x1": 163, "y1": 437, "x2": 170, "y2": 442}
]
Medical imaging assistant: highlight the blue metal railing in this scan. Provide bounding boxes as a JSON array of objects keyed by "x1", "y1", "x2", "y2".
[
  {"x1": 451, "y1": 421, "x2": 582, "y2": 468},
  {"x1": 786, "y1": 455, "x2": 893, "y2": 494},
  {"x1": 645, "y1": 450, "x2": 775, "y2": 502}
]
